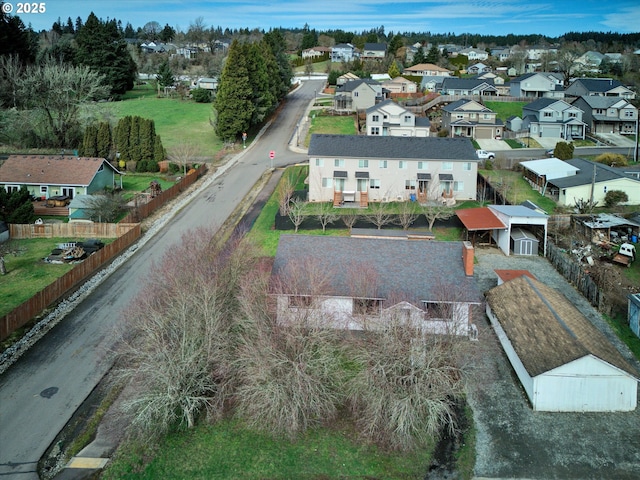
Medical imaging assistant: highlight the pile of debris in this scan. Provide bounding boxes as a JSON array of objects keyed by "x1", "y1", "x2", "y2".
[{"x1": 45, "y1": 239, "x2": 104, "y2": 264}]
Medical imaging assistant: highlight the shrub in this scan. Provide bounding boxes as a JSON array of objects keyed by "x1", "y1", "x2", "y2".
[
  {"x1": 595, "y1": 152, "x2": 628, "y2": 167},
  {"x1": 191, "y1": 88, "x2": 212, "y2": 103},
  {"x1": 604, "y1": 190, "x2": 629, "y2": 208},
  {"x1": 484, "y1": 159, "x2": 493, "y2": 170},
  {"x1": 554, "y1": 141, "x2": 574, "y2": 160},
  {"x1": 437, "y1": 129, "x2": 449, "y2": 137}
]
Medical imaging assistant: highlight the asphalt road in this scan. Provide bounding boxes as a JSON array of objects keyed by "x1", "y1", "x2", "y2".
[{"x1": 0, "y1": 79, "x2": 323, "y2": 479}]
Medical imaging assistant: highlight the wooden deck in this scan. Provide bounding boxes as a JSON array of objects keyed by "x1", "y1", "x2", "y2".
[{"x1": 33, "y1": 201, "x2": 69, "y2": 217}]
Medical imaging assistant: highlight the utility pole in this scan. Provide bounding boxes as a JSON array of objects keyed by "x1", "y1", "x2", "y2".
[{"x1": 589, "y1": 162, "x2": 596, "y2": 207}]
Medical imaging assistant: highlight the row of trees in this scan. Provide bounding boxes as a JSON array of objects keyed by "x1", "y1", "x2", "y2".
[
  {"x1": 79, "y1": 116, "x2": 165, "y2": 172},
  {"x1": 114, "y1": 230, "x2": 476, "y2": 452},
  {"x1": 214, "y1": 32, "x2": 293, "y2": 142}
]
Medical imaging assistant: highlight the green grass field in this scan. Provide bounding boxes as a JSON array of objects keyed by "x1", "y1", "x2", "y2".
[
  {"x1": 480, "y1": 169, "x2": 559, "y2": 213},
  {"x1": 106, "y1": 83, "x2": 223, "y2": 153},
  {"x1": 484, "y1": 101, "x2": 528, "y2": 122},
  {"x1": 102, "y1": 418, "x2": 429, "y2": 480},
  {"x1": 304, "y1": 111, "x2": 357, "y2": 146}
]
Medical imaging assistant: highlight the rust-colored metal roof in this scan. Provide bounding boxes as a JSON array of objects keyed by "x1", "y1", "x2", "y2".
[
  {"x1": 0, "y1": 155, "x2": 117, "y2": 187},
  {"x1": 494, "y1": 269, "x2": 536, "y2": 283},
  {"x1": 456, "y1": 207, "x2": 506, "y2": 231}
]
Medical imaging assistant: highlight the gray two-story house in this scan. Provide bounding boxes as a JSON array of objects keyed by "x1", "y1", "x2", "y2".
[
  {"x1": 307, "y1": 134, "x2": 479, "y2": 206},
  {"x1": 334, "y1": 79, "x2": 385, "y2": 112},
  {"x1": 522, "y1": 98, "x2": 587, "y2": 140},
  {"x1": 571, "y1": 96, "x2": 638, "y2": 135},
  {"x1": 510, "y1": 72, "x2": 564, "y2": 98},
  {"x1": 331, "y1": 43, "x2": 357, "y2": 62},
  {"x1": 441, "y1": 99, "x2": 503, "y2": 140},
  {"x1": 564, "y1": 78, "x2": 636, "y2": 100}
]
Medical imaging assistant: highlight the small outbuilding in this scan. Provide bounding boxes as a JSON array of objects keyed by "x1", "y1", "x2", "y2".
[
  {"x1": 510, "y1": 227, "x2": 539, "y2": 256},
  {"x1": 486, "y1": 275, "x2": 639, "y2": 412}
]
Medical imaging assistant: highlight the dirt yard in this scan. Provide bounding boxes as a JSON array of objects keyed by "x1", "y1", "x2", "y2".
[{"x1": 468, "y1": 248, "x2": 640, "y2": 480}]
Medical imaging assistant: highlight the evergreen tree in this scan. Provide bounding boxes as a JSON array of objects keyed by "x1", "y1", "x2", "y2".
[
  {"x1": 96, "y1": 121, "x2": 112, "y2": 159},
  {"x1": 123, "y1": 22, "x2": 135, "y2": 39},
  {"x1": 263, "y1": 29, "x2": 293, "y2": 101},
  {"x1": 130, "y1": 116, "x2": 142, "y2": 162},
  {"x1": 425, "y1": 45, "x2": 440, "y2": 64},
  {"x1": 388, "y1": 62, "x2": 401, "y2": 78},
  {"x1": 139, "y1": 118, "x2": 155, "y2": 161},
  {"x1": 81, "y1": 123, "x2": 98, "y2": 157},
  {"x1": 246, "y1": 42, "x2": 274, "y2": 127},
  {"x1": 74, "y1": 13, "x2": 136, "y2": 96},
  {"x1": 0, "y1": 8, "x2": 38, "y2": 64},
  {"x1": 159, "y1": 24, "x2": 175, "y2": 42},
  {"x1": 412, "y1": 47, "x2": 425, "y2": 65},
  {"x1": 115, "y1": 115, "x2": 132, "y2": 162},
  {"x1": 156, "y1": 59, "x2": 174, "y2": 91},
  {"x1": 214, "y1": 40, "x2": 254, "y2": 142},
  {"x1": 153, "y1": 135, "x2": 165, "y2": 163}
]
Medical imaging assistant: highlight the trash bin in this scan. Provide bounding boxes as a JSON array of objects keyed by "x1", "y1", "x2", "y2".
[
  {"x1": 409, "y1": 193, "x2": 416, "y2": 202},
  {"x1": 632, "y1": 235, "x2": 638, "y2": 244}
]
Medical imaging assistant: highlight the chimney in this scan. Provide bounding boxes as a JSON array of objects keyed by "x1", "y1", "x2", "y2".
[{"x1": 462, "y1": 241, "x2": 474, "y2": 276}]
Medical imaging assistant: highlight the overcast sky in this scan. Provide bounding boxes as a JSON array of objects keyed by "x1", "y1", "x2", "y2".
[{"x1": 12, "y1": 0, "x2": 640, "y2": 37}]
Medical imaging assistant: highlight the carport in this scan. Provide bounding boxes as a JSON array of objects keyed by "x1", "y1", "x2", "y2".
[{"x1": 456, "y1": 207, "x2": 506, "y2": 248}]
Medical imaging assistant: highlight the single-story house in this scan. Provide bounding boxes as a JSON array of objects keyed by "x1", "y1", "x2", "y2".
[
  {"x1": 0, "y1": 155, "x2": 122, "y2": 201},
  {"x1": 307, "y1": 134, "x2": 479, "y2": 206},
  {"x1": 521, "y1": 158, "x2": 640, "y2": 207},
  {"x1": 486, "y1": 275, "x2": 639, "y2": 412},
  {"x1": 271, "y1": 234, "x2": 482, "y2": 336},
  {"x1": 403, "y1": 63, "x2": 452, "y2": 77}
]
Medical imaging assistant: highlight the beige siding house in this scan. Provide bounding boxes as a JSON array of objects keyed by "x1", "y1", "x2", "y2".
[
  {"x1": 441, "y1": 99, "x2": 503, "y2": 139},
  {"x1": 365, "y1": 100, "x2": 430, "y2": 137},
  {"x1": 403, "y1": 63, "x2": 452, "y2": 77},
  {"x1": 307, "y1": 135, "x2": 478, "y2": 206}
]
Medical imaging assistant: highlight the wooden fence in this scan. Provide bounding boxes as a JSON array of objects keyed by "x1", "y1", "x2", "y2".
[
  {"x1": 10, "y1": 222, "x2": 137, "y2": 239},
  {"x1": 546, "y1": 240, "x2": 603, "y2": 310},
  {"x1": 0, "y1": 223, "x2": 141, "y2": 341},
  {"x1": 120, "y1": 164, "x2": 207, "y2": 223}
]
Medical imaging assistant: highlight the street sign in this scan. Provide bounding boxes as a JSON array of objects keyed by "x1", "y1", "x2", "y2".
[{"x1": 269, "y1": 150, "x2": 275, "y2": 159}]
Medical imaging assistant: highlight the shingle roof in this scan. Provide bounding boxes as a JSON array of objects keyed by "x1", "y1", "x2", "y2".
[
  {"x1": 0, "y1": 155, "x2": 119, "y2": 187},
  {"x1": 440, "y1": 78, "x2": 496, "y2": 91},
  {"x1": 485, "y1": 276, "x2": 639, "y2": 378},
  {"x1": 308, "y1": 134, "x2": 478, "y2": 161},
  {"x1": 572, "y1": 78, "x2": 623, "y2": 92},
  {"x1": 550, "y1": 158, "x2": 640, "y2": 188},
  {"x1": 272, "y1": 235, "x2": 481, "y2": 304},
  {"x1": 336, "y1": 79, "x2": 380, "y2": 93},
  {"x1": 441, "y1": 98, "x2": 493, "y2": 113}
]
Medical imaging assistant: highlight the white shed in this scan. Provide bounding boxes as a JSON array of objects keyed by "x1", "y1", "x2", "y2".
[
  {"x1": 486, "y1": 276, "x2": 639, "y2": 412},
  {"x1": 489, "y1": 205, "x2": 548, "y2": 257}
]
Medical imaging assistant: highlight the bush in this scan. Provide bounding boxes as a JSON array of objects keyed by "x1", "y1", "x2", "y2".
[
  {"x1": 484, "y1": 159, "x2": 493, "y2": 170},
  {"x1": 191, "y1": 88, "x2": 212, "y2": 103},
  {"x1": 554, "y1": 141, "x2": 574, "y2": 160},
  {"x1": 595, "y1": 152, "x2": 628, "y2": 167},
  {"x1": 437, "y1": 129, "x2": 449, "y2": 137},
  {"x1": 604, "y1": 190, "x2": 629, "y2": 208}
]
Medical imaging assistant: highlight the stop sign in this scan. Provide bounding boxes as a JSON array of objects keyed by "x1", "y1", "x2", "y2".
[{"x1": 269, "y1": 150, "x2": 275, "y2": 159}]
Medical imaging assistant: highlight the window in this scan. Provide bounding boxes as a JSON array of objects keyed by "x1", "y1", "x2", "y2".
[
  {"x1": 289, "y1": 296, "x2": 312, "y2": 308},
  {"x1": 315, "y1": 158, "x2": 324, "y2": 167},
  {"x1": 470, "y1": 113, "x2": 476, "y2": 119},
  {"x1": 543, "y1": 111, "x2": 553, "y2": 118},
  {"x1": 417, "y1": 161, "x2": 428, "y2": 170},
  {"x1": 357, "y1": 179, "x2": 368, "y2": 192},
  {"x1": 97, "y1": 163, "x2": 104, "y2": 172},
  {"x1": 568, "y1": 112, "x2": 577, "y2": 118},
  {"x1": 483, "y1": 113, "x2": 491, "y2": 120},
  {"x1": 595, "y1": 109, "x2": 605, "y2": 115},
  {"x1": 5, "y1": 185, "x2": 19, "y2": 194},
  {"x1": 354, "y1": 91, "x2": 359, "y2": 97},
  {"x1": 322, "y1": 177, "x2": 333, "y2": 188},
  {"x1": 370, "y1": 179, "x2": 381, "y2": 189},
  {"x1": 454, "y1": 181, "x2": 464, "y2": 192},
  {"x1": 358, "y1": 159, "x2": 369, "y2": 168},
  {"x1": 404, "y1": 115, "x2": 412, "y2": 123},
  {"x1": 40, "y1": 186, "x2": 48, "y2": 194},
  {"x1": 456, "y1": 114, "x2": 464, "y2": 119},
  {"x1": 442, "y1": 162, "x2": 453, "y2": 171},
  {"x1": 423, "y1": 302, "x2": 452, "y2": 320},
  {"x1": 371, "y1": 127, "x2": 380, "y2": 135},
  {"x1": 379, "y1": 160, "x2": 387, "y2": 169},
  {"x1": 372, "y1": 114, "x2": 380, "y2": 122},
  {"x1": 625, "y1": 110, "x2": 635, "y2": 118},
  {"x1": 405, "y1": 179, "x2": 416, "y2": 190},
  {"x1": 334, "y1": 159, "x2": 344, "y2": 167},
  {"x1": 398, "y1": 161, "x2": 407, "y2": 169},
  {"x1": 353, "y1": 298, "x2": 382, "y2": 315},
  {"x1": 462, "y1": 162, "x2": 472, "y2": 171}
]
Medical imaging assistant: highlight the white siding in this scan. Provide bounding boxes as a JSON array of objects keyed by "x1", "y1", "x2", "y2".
[
  {"x1": 533, "y1": 356, "x2": 638, "y2": 412},
  {"x1": 559, "y1": 178, "x2": 640, "y2": 207}
]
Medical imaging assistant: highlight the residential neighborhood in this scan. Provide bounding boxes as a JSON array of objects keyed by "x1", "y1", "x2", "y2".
[{"x1": 2, "y1": 6, "x2": 640, "y2": 480}]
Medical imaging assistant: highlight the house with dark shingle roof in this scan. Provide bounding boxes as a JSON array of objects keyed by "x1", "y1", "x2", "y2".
[
  {"x1": 0, "y1": 155, "x2": 122, "y2": 201},
  {"x1": 439, "y1": 78, "x2": 497, "y2": 96},
  {"x1": 272, "y1": 235, "x2": 481, "y2": 336},
  {"x1": 365, "y1": 99, "x2": 430, "y2": 137},
  {"x1": 486, "y1": 275, "x2": 639, "y2": 411},
  {"x1": 509, "y1": 72, "x2": 564, "y2": 98},
  {"x1": 360, "y1": 43, "x2": 386, "y2": 61},
  {"x1": 565, "y1": 77, "x2": 635, "y2": 99},
  {"x1": 333, "y1": 79, "x2": 385, "y2": 112},
  {"x1": 441, "y1": 99, "x2": 503, "y2": 140},
  {"x1": 521, "y1": 98, "x2": 587, "y2": 140},
  {"x1": 307, "y1": 134, "x2": 478, "y2": 205},
  {"x1": 570, "y1": 95, "x2": 638, "y2": 135}
]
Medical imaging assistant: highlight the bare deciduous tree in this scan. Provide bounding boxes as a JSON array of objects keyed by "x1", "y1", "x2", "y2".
[
  {"x1": 277, "y1": 174, "x2": 295, "y2": 216},
  {"x1": 316, "y1": 202, "x2": 338, "y2": 232},
  {"x1": 287, "y1": 199, "x2": 307, "y2": 233},
  {"x1": 168, "y1": 141, "x2": 201, "y2": 176},
  {"x1": 341, "y1": 212, "x2": 359, "y2": 232},
  {"x1": 394, "y1": 201, "x2": 420, "y2": 230},
  {"x1": 422, "y1": 203, "x2": 455, "y2": 231},
  {"x1": 366, "y1": 201, "x2": 393, "y2": 230},
  {"x1": 84, "y1": 193, "x2": 127, "y2": 223}
]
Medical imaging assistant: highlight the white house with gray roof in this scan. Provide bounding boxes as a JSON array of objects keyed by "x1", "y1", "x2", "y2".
[
  {"x1": 334, "y1": 79, "x2": 385, "y2": 112},
  {"x1": 272, "y1": 235, "x2": 481, "y2": 336},
  {"x1": 307, "y1": 134, "x2": 478, "y2": 206},
  {"x1": 365, "y1": 100, "x2": 430, "y2": 137}
]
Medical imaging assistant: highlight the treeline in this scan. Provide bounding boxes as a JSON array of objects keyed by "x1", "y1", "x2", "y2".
[
  {"x1": 214, "y1": 32, "x2": 293, "y2": 142},
  {"x1": 79, "y1": 116, "x2": 165, "y2": 172}
]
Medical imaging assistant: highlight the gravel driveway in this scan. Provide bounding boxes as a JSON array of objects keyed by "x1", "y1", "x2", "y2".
[{"x1": 467, "y1": 247, "x2": 640, "y2": 480}]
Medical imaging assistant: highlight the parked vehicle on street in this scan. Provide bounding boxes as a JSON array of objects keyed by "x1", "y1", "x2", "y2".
[{"x1": 476, "y1": 149, "x2": 495, "y2": 160}]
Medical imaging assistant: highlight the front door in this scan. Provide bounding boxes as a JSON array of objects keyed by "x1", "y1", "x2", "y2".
[{"x1": 61, "y1": 187, "x2": 74, "y2": 199}]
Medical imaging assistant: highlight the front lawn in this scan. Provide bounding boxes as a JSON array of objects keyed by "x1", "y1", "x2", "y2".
[
  {"x1": 484, "y1": 101, "x2": 527, "y2": 122},
  {"x1": 305, "y1": 111, "x2": 357, "y2": 145},
  {"x1": 102, "y1": 418, "x2": 429, "y2": 480}
]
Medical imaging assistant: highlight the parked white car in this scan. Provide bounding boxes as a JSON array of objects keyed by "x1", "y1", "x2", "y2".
[{"x1": 476, "y1": 149, "x2": 495, "y2": 160}]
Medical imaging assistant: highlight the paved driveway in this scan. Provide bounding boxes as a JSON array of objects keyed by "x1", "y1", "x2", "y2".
[{"x1": 469, "y1": 248, "x2": 640, "y2": 480}]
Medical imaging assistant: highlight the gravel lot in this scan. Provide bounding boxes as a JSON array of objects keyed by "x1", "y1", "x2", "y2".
[{"x1": 467, "y1": 247, "x2": 640, "y2": 480}]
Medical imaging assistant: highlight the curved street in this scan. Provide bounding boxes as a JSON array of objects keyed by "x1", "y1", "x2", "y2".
[{"x1": 0, "y1": 79, "x2": 323, "y2": 479}]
